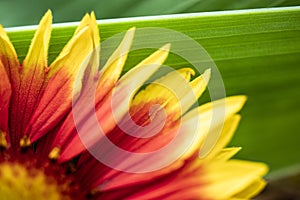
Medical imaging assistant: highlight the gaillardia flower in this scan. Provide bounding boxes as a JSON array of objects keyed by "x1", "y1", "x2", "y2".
[{"x1": 0, "y1": 11, "x2": 267, "y2": 199}]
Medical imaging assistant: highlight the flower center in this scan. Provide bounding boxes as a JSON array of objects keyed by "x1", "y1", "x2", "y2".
[
  {"x1": 0, "y1": 149, "x2": 82, "y2": 199},
  {"x1": 0, "y1": 161, "x2": 62, "y2": 199}
]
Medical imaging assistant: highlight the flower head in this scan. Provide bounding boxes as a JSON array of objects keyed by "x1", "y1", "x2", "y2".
[{"x1": 0, "y1": 11, "x2": 268, "y2": 199}]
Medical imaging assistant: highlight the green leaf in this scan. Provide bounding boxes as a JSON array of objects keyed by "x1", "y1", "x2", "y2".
[
  {"x1": 4, "y1": 6, "x2": 300, "y2": 176},
  {"x1": 0, "y1": 0, "x2": 299, "y2": 26}
]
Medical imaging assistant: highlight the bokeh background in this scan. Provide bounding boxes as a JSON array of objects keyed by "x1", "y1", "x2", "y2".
[{"x1": 1, "y1": 0, "x2": 300, "y2": 198}]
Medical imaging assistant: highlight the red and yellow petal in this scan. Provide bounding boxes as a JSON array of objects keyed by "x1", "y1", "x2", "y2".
[
  {"x1": 0, "y1": 60, "x2": 11, "y2": 147},
  {"x1": 0, "y1": 23, "x2": 21, "y2": 147},
  {"x1": 96, "y1": 27, "x2": 135, "y2": 97},
  {"x1": 22, "y1": 10, "x2": 52, "y2": 73},
  {"x1": 55, "y1": 44, "x2": 170, "y2": 162},
  {"x1": 14, "y1": 10, "x2": 52, "y2": 147},
  {"x1": 1, "y1": 11, "x2": 52, "y2": 148},
  {"x1": 0, "y1": 24, "x2": 20, "y2": 85},
  {"x1": 94, "y1": 69, "x2": 211, "y2": 157},
  {"x1": 90, "y1": 116, "x2": 266, "y2": 200},
  {"x1": 25, "y1": 13, "x2": 99, "y2": 143},
  {"x1": 95, "y1": 69, "x2": 209, "y2": 155},
  {"x1": 130, "y1": 68, "x2": 210, "y2": 125},
  {"x1": 178, "y1": 96, "x2": 246, "y2": 161},
  {"x1": 44, "y1": 27, "x2": 136, "y2": 161},
  {"x1": 74, "y1": 101, "x2": 247, "y2": 197}
]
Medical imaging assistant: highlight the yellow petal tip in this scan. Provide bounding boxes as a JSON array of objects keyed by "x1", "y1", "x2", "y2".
[
  {"x1": 124, "y1": 27, "x2": 136, "y2": 42},
  {"x1": 128, "y1": 27, "x2": 136, "y2": 32},
  {"x1": 124, "y1": 27, "x2": 136, "y2": 41},
  {"x1": 0, "y1": 24, "x2": 9, "y2": 40},
  {"x1": 90, "y1": 11, "x2": 96, "y2": 19},
  {"x1": 203, "y1": 68, "x2": 211, "y2": 82},
  {"x1": 0, "y1": 24, "x2": 4, "y2": 34},
  {"x1": 23, "y1": 9, "x2": 52, "y2": 70},
  {"x1": 40, "y1": 10, "x2": 53, "y2": 28},
  {"x1": 44, "y1": 9, "x2": 53, "y2": 19},
  {"x1": 161, "y1": 43, "x2": 171, "y2": 52},
  {"x1": 229, "y1": 95, "x2": 248, "y2": 108}
]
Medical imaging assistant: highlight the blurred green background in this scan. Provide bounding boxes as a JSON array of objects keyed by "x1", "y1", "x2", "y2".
[
  {"x1": 1, "y1": 0, "x2": 300, "y2": 184},
  {"x1": 0, "y1": 0, "x2": 299, "y2": 27}
]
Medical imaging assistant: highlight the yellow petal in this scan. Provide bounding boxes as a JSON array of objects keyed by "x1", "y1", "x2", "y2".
[
  {"x1": 203, "y1": 159, "x2": 268, "y2": 199},
  {"x1": 88, "y1": 12, "x2": 100, "y2": 75},
  {"x1": 174, "y1": 68, "x2": 210, "y2": 115},
  {"x1": 189, "y1": 68, "x2": 210, "y2": 101},
  {"x1": 213, "y1": 147, "x2": 242, "y2": 162},
  {"x1": 49, "y1": 12, "x2": 99, "y2": 72},
  {"x1": 26, "y1": 14, "x2": 100, "y2": 142},
  {"x1": 74, "y1": 12, "x2": 99, "y2": 49},
  {"x1": 131, "y1": 68, "x2": 193, "y2": 115},
  {"x1": 180, "y1": 96, "x2": 246, "y2": 160},
  {"x1": 55, "y1": 44, "x2": 171, "y2": 160},
  {"x1": 48, "y1": 28, "x2": 94, "y2": 96},
  {"x1": 198, "y1": 96, "x2": 247, "y2": 158},
  {"x1": 98, "y1": 27, "x2": 135, "y2": 88},
  {"x1": 201, "y1": 114, "x2": 241, "y2": 161},
  {"x1": 179, "y1": 114, "x2": 239, "y2": 161},
  {"x1": 110, "y1": 44, "x2": 170, "y2": 123},
  {"x1": 0, "y1": 24, "x2": 20, "y2": 80},
  {"x1": 131, "y1": 68, "x2": 209, "y2": 120},
  {"x1": 78, "y1": 12, "x2": 100, "y2": 83},
  {"x1": 184, "y1": 95, "x2": 247, "y2": 122},
  {"x1": 48, "y1": 12, "x2": 101, "y2": 97},
  {"x1": 90, "y1": 12, "x2": 100, "y2": 48},
  {"x1": 118, "y1": 43, "x2": 170, "y2": 93},
  {"x1": 74, "y1": 13, "x2": 90, "y2": 36},
  {"x1": 0, "y1": 25, "x2": 18, "y2": 61},
  {"x1": 23, "y1": 10, "x2": 52, "y2": 73},
  {"x1": 234, "y1": 178, "x2": 267, "y2": 199}
]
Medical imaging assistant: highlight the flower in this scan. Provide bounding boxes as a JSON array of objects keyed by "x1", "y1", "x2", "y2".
[{"x1": 0, "y1": 10, "x2": 268, "y2": 199}]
